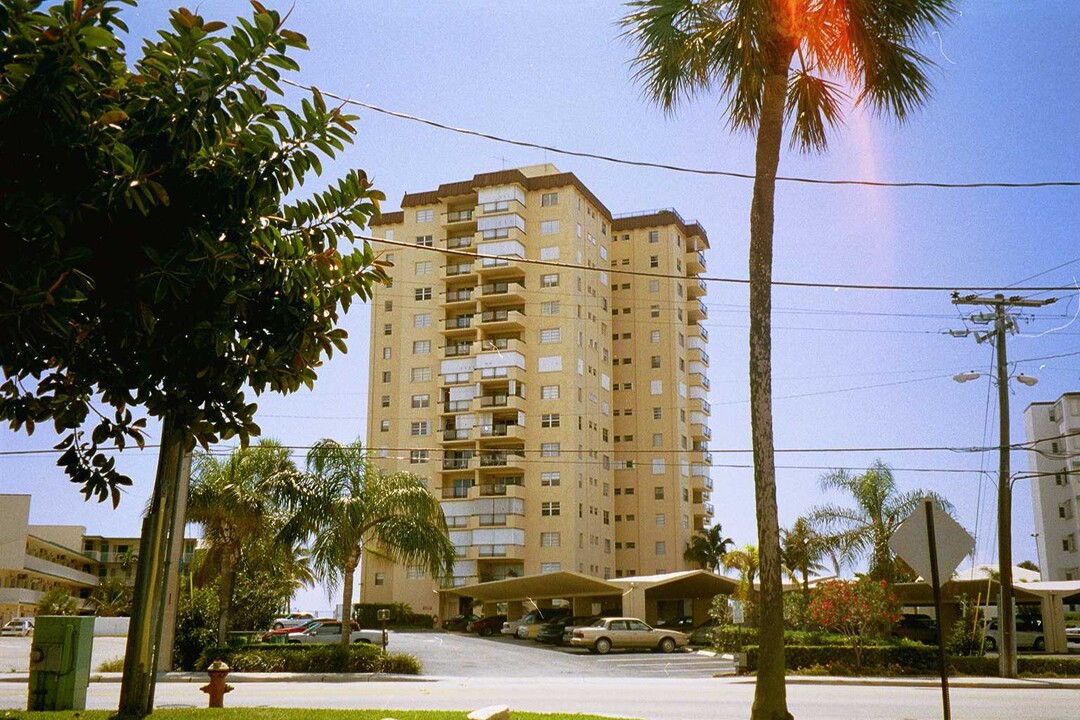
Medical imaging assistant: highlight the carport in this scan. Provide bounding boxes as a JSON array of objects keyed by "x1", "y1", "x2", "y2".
[
  {"x1": 610, "y1": 571, "x2": 739, "y2": 626},
  {"x1": 439, "y1": 570, "x2": 739, "y2": 626},
  {"x1": 894, "y1": 578, "x2": 1080, "y2": 653}
]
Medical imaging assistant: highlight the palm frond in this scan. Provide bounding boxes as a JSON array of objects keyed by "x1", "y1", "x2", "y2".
[{"x1": 786, "y1": 69, "x2": 845, "y2": 152}]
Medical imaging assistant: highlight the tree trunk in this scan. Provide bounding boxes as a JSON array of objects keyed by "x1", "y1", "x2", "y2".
[
  {"x1": 216, "y1": 557, "x2": 237, "y2": 648},
  {"x1": 118, "y1": 412, "x2": 186, "y2": 720},
  {"x1": 340, "y1": 552, "x2": 359, "y2": 647},
  {"x1": 749, "y1": 61, "x2": 794, "y2": 720}
]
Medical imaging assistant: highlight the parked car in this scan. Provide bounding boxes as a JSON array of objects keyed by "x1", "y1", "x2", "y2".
[
  {"x1": 570, "y1": 617, "x2": 688, "y2": 655},
  {"x1": 502, "y1": 607, "x2": 571, "y2": 638},
  {"x1": 687, "y1": 618, "x2": 722, "y2": 646},
  {"x1": 655, "y1": 616, "x2": 696, "y2": 631},
  {"x1": 442, "y1": 613, "x2": 480, "y2": 631},
  {"x1": 288, "y1": 620, "x2": 381, "y2": 645},
  {"x1": 1066, "y1": 626, "x2": 1080, "y2": 647},
  {"x1": 0, "y1": 618, "x2": 34, "y2": 637},
  {"x1": 983, "y1": 617, "x2": 1045, "y2": 651},
  {"x1": 467, "y1": 614, "x2": 507, "y2": 637},
  {"x1": 535, "y1": 615, "x2": 596, "y2": 645},
  {"x1": 515, "y1": 607, "x2": 574, "y2": 639},
  {"x1": 262, "y1": 618, "x2": 321, "y2": 642},
  {"x1": 271, "y1": 612, "x2": 314, "y2": 630},
  {"x1": 892, "y1": 614, "x2": 939, "y2": 645}
]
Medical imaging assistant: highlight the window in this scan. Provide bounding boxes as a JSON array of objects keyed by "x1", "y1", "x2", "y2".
[
  {"x1": 650, "y1": 330, "x2": 661, "y2": 344},
  {"x1": 541, "y1": 471, "x2": 561, "y2": 486},
  {"x1": 652, "y1": 433, "x2": 663, "y2": 448},
  {"x1": 652, "y1": 458, "x2": 666, "y2": 474},
  {"x1": 411, "y1": 394, "x2": 430, "y2": 409},
  {"x1": 380, "y1": 420, "x2": 390, "y2": 432},
  {"x1": 381, "y1": 371, "x2": 391, "y2": 383},
  {"x1": 540, "y1": 246, "x2": 560, "y2": 260},
  {"x1": 650, "y1": 380, "x2": 663, "y2": 395},
  {"x1": 648, "y1": 230, "x2": 659, "y2": 243},
  {"x1": 542, "y1": 502, "x2": 561, "y2": 516},
  {"x1": 650, "y1": 255, "x2": 659, "y2": 268},
  {"x1": 655, "y1": 513, "x2": 666, "y2": 527},
  {"x1": 415, "y1": 234, "x2": 433, "y2": 247},
  {"x1": 603, "y1": 511, "x2": 610, "y2": 525},
  {"x1": 384, "y1": 300, "x2": 393, "y2": 312},
  {"x1": 383, "y1": 323, "x2": 393, "y2": 336},
  {"x1": 541, "y1": 192, "x2": 559, "y2": 206},
  {"x1": 413, "y1": 313, "x2": 432, "y2": 328},
  {"x1": 539, "y1": 328, "x2": 561, "y2": 344},
  {"x1": 413, "y1": 340, "x2": 431, "y2": 355},
  {"x1": 410, "y1": 421, "x2": 430, "y2": 436},
  {"x1": 540, "y1": 220, "x2": 560, "y2": 235},
  {"x1": 540, "y1": 562, "x2": 561, "y2": 573},
  {"x1": 651, "y1": 356, "x2": 661, "y2": 368},
  {"x1": 540, "y1": 532, "x2": 561, "y2": 547},
  {"x1": 410, "y1": 450, "x2": 429, "y2": 464},
  {"x1": 415, "y1": 210, "x2": 434, "y2": 223},
  {"x1": 541, "y1": 443, "x2": 560, "y2": 457},
  {"x1": 411, "y1": 367, "x2": 432, "y2": 382},
  {"x1": 649, "y1": 279, "x2": 660, "y2": 293},
  {"x1": 382, "y1": 347, "x2": 392, "y2": 360},
  {"x1": 415, "y1": 260, "x2": 433, "y2": 275},
  {"x1": 541, "y1": 414, "x2": 561, "y2": 428},
  {"x1": 374, "y1": 573, "x2": 385, "y2": 586},
  {"x1": 415, "y1": 287, "x2": 432, "y2": 301},
  {"x1": 381, "y1": 395, "x2": 391, "y2": 408},
  {"x1": 650, "y1": 305, "x2": 660, "y2": 318},
  {"x1": 541, "y1": 385, "x2": 560, "y2": 400},
  {"x1": 654, "y1": 486, "x2": 665, "y2": 500},
  {"x1": 406, "y1": 565, "x2": 425, "y2": 579},
  {"x1": 541, "y1": 301, "x2": 560, "y2": 316},
  {"x1": 540, "y1": 273, "x2": 560, "y2": 288},
  {"x1": 653, "y1": 407, "x2": 662, "y2": 420}
]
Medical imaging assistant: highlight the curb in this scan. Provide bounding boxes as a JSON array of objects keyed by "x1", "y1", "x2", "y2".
[
  {"x1": 778, "y1": 676, "x2": 1080, "y2": 690},
  {"x1": 0, "y1": 673, "x2": 431, "y2": 684}
]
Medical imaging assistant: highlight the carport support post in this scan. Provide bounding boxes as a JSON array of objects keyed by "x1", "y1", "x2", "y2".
[{"x1": 925, "y1": 500, "x2": 951, "y2": 720}]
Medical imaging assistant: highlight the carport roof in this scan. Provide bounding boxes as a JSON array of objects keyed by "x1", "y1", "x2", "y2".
[
  {"x1": 609, "y1": 570, "x2": 739, "y2": 598},
  {"x1": 439, "y1": 571, "x2": 622, "y2": 602}
]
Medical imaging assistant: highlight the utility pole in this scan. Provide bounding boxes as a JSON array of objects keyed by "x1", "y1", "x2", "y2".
[{"x1": 951, "y1": 292, "x2": 1055, "y2": 679}]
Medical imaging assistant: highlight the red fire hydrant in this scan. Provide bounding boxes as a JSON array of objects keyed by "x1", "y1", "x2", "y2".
[{"x1": 200, "y1": 659, "x2": 234, "y2": 708}]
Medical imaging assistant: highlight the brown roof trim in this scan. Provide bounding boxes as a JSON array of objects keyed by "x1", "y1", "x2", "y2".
[
  {"x1": 370, "y1": 210, "x2": 403, "y2": 227},
  {"x1": 398, "y1": 170, "x2": 612, "y2": 220},
  {"x1": 612, "y1": 210, "x2": 709, "y2": 245}
]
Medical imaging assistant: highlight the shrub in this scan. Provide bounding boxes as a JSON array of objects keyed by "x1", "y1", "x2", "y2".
[
  {"x1": 196, "y1": 644, "x2": 422, "y2": 674},
  {"x1": 744, "y1": 644, "x2": 938, "y2": 674},
  {"x1": 807, "y1": 578, "x2": 901, "y2": 670},
  {"x1": 96, "y1": 657, "x2": 125, "y2": 672},
  {"x1": 352, "y1": 602, "x2": 434, "y2": 628}
]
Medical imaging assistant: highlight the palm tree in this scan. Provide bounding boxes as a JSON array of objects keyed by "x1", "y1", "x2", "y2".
[
  {"x1": 683, "y1": 523, "x2": 735, "y2": 572},
  {"x1": 90, "y1": 578, "x2": 133, "y2": 617},
  {"x1": 286, "y1": 439, "x2": 456, "y2": 647},
  {"x1": 620, "y1": 4, "x2": 955, "y2": 716},
  {"x1": 186, "y1": 440, "x2": 296, "y2": 646},
  {"x1": 721, "y1": 544, "x2": 759, "y2": 604},
  {"x1": 780, "y1": 518, "x2": 830, "y2": 609},
  {"x1": 807, "y1": 460, "x2": 955, "y2": 583}
]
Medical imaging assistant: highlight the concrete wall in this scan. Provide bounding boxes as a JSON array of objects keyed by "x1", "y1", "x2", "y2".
[
  {"x1": 93, "y1": 616, "x2": 130, "y2": 636},
  {"x1": 0, "y1": 495, "x2": 31, "y2": 570}
]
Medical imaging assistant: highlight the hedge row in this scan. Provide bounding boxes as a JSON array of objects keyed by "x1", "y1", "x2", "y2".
[
  {"x1": 352, "y1": 603, "x2": 436, "y2": 628},
  {"x1": 743, "y1": 645, "x2": 939, "y2": 674},
  {"x1": 196, "y1": 644, "x2": 421, "y2": 674},
  {"x1": 744, "y1": 645, "x2": 1080, "y2": 677},
  {"x1": 712, "y1": 627, "x2": 882, "y2": 653}
]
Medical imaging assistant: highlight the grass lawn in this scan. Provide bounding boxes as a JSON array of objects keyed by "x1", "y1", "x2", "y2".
[{"x1": 3, "y1": 710, "x2": 633, "y2": 720}]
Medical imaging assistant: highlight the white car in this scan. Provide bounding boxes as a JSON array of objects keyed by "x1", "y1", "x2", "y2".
[
  {"x1": 288, "y1": 621, "x2": 383, "y2": 645},
  {"x1": 0, "y1": 618, "x2": 34, "y2": 637},
  {"x1": 570, "y1": 617, "x2": 689, "y2": 654},
  {"x1": 983, "y1": 617, "x2": 1045, "y2": 651},
  {"x1": 271, "y1": 612, "x2": 314, "y2": 630}
]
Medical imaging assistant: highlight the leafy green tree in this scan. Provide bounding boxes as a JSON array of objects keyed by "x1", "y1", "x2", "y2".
[
  {"x1": 38, "y1": 588, "x2": 78, "y2": 615},
  {"x1": 722, "y1": 544, "x2": 760, "y2": 604},
  {"x1": 620, "y1": 3, "x2": 954, "y2": 716},
  {"x1": 780, "y1": 518, "x2": 831, "y2": 607},
  {"x1": 283, "y1": 439, "x2": 456, "y2": 646},
  {"x1": 683, "y1": 523, "x2": 735, "y2": 572},
  {"x1": 0, "y1": 3, "x2": 390, "y2": 713},
  {"x1": 187, "y1": 440, "x2": 296, "y2": 645},
  {"x1": 808, "y1": 461, "x2": 955, "y2": 582},
  {"x1": 90, "y1": 578, "x2": 133, "y2": 617}
]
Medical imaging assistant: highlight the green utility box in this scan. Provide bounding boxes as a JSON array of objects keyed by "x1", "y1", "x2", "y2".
[{"x1": 27, "y1": 615, "x2": 96, "y2": 711}]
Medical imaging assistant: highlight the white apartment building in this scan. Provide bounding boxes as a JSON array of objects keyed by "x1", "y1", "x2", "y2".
[{"x1": 1024, "y1": 392, "x2": 1080, "y2": 580}]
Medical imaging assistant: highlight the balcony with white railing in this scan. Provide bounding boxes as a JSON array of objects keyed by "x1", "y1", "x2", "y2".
[{"x1": 24, "y1": 555, "x2": 99, "y2": 586}]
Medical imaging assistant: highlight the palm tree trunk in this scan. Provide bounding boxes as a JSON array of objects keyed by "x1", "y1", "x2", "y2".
[
  {"x1": 339, "y1": 553, "x2": 359, "y2": 647},
  {"x1": 216, "y1": 558, "x2": 236, "y2": 648},
  {"x1": 749, "y1": 57, "x2": 793, "y2": 720}
]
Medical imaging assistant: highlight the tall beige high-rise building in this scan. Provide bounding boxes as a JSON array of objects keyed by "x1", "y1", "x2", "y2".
[
  {"x1": 361, "y1": 165, "x2": 713, "y2": 618},
  {"x1": 1024, "y1": 392, "x2": 1080, "y2": 581}
]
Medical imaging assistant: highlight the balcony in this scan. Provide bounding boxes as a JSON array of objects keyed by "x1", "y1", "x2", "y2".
[
  {"x1": 687, "y1": 277, "x2": 707, "y2": 299},
  {"x1": 444, "y1": 341, "x2": 473, "y2": 358},
  {"x1": 441, "y1": 427, "x2": 473, "y2": 443},
  {"x1": 443, "y1": 208, "x2": 476, "y2": 227},
  {"x1": 689, "y1": 372, "x2": 710, "y2": 391},
  {"x1": 478, "y1": 424, "x2": 526, "y2": 441},
  {"x1": 442, "y1": 456, "x2": 474, "y2": 472},
  {"x1": 441, "y1": 485, "x2": 472, "y2": 500},
  {"x1": 480, "y1": 308, "x2": 526, "y2": 330},
  {"x1": 689, "y1": 347, "x2": 710, "y2": 367},
  {"x1": 688, "y1": 300, "x2": 707, "y2": 322},
  {"x1": 473, "y1": 544, "x2": 525, "y2": 560},
  {"x1": 478, "y1": 451, "x2": 526, "y2": 471},
  {"x1": 441, "y1": 314, "x2": 476, "y2": 338},
  {"x1": 446, "y1": 234, "x2": 475, "y2": 251},
  {"x1": 478, "y1": 337, "x2": 525, "y2": 356},
  {"x1": 445, "y1": 262, "x2": 476, "y2": 278},
  {"x1": 687, "y1": 251, "x2": 706, "y2": 273},
  {"x1": 691, "y1": 423, "x2": 712, "y2": 440},
  {"x1": 479, "y1": 280, "x2": 526, "y2": 305},
  {"x1": 478, "y1": 393, "x2": 526, "y2": 411},
  {"x1": 443, "y1": 288, "x2": 475, "y2": 307},
  {"x1": 693, "y1": 396, "x2": 711, "y2": 415},
  {"x1": 441, "y1": 399, "x2": 472, "y2": 414},
  {"x1": 24, "y1": 555, "x2": 99, "y2": 586},
  {"x1": 477, "y1": 477, "x2": 525, "y2": 497},
  {"x1": 696, "y1": 326, "x2": 709, "y2": 343}
]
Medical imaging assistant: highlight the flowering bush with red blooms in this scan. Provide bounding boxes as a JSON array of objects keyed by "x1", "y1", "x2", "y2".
[{"x1": 807, "y1": 578, "x2": 902, "y2": 669}]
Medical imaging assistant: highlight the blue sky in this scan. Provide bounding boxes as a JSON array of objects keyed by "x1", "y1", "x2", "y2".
[{"x1": 3, "y1": 1, "x2": 1080, "y2": 613}]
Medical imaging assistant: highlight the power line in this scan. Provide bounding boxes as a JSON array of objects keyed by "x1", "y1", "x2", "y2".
[
  {"x1": 281, "y1": 79, "x2": 1080, "y2": 191},
  {"x1": 365, "y1": 234, "x2": 1078, "y2": 293}
]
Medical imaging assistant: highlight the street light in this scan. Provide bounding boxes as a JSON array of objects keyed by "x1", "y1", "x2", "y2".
[{"x1": 953, "y1": 372, "x2": 981, "y2": 383}]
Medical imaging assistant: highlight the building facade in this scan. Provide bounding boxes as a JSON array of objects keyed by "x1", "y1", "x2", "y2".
[
  {"x1": 0, "y1": 494, "x2": 195, "y2": 625},
  {"x1": 360, "y1": 165, "x2": 714, "y2": 617},
  {"x1": 1025, "y1": 392, "x2": 1080, "y2": 581}
]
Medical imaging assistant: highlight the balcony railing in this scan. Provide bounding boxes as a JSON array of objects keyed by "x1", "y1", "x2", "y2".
[
  {"x1": 479, "y1": 393, "x2": 523, "y2": 408},
  {"x1": 445, "y1": 343, "x2": 472, "y2": 357},
  {"x1": 481, "y1": 281, "x2": 525, "y2": 296},
  {"x1": 445, "y1": 316, "x2": 473, "y2": 329},
  {"x1": 479, "y1": 452, "x2": 525, "y2": 468},
  {"x1": 480, "y1": 309, "x2": 525, "y2": 324},
  {"x1": 441, "y1": 428, "x2": 472, "y2": 441},
  {"x1": 444, "y1": 289, "x2": 473, "y2": 303},
  {"x1": 441, "y1": 486, "x2": 471, "y2": 499},
  {"x1": 442, "y1": 457, "x2": 472, "y2": 470},
  {"x1": 479, "y1": 424, "x2": 520, "y2": 438},
  {"x1": 446, "y1": 263, "x2": 474, "y2": 276},
  {"x1": 476, "y1": 544, "x2": 508, "y2": 558},
  {"x1": 447, "y1": 236, "x2": 474, "y2": 249},
  {"x1": 443, "y1": 400, "x2": 471, "y2": 413},
  {"x1": 446, "y1": 209, "x2": 474, "y2": 223}
]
